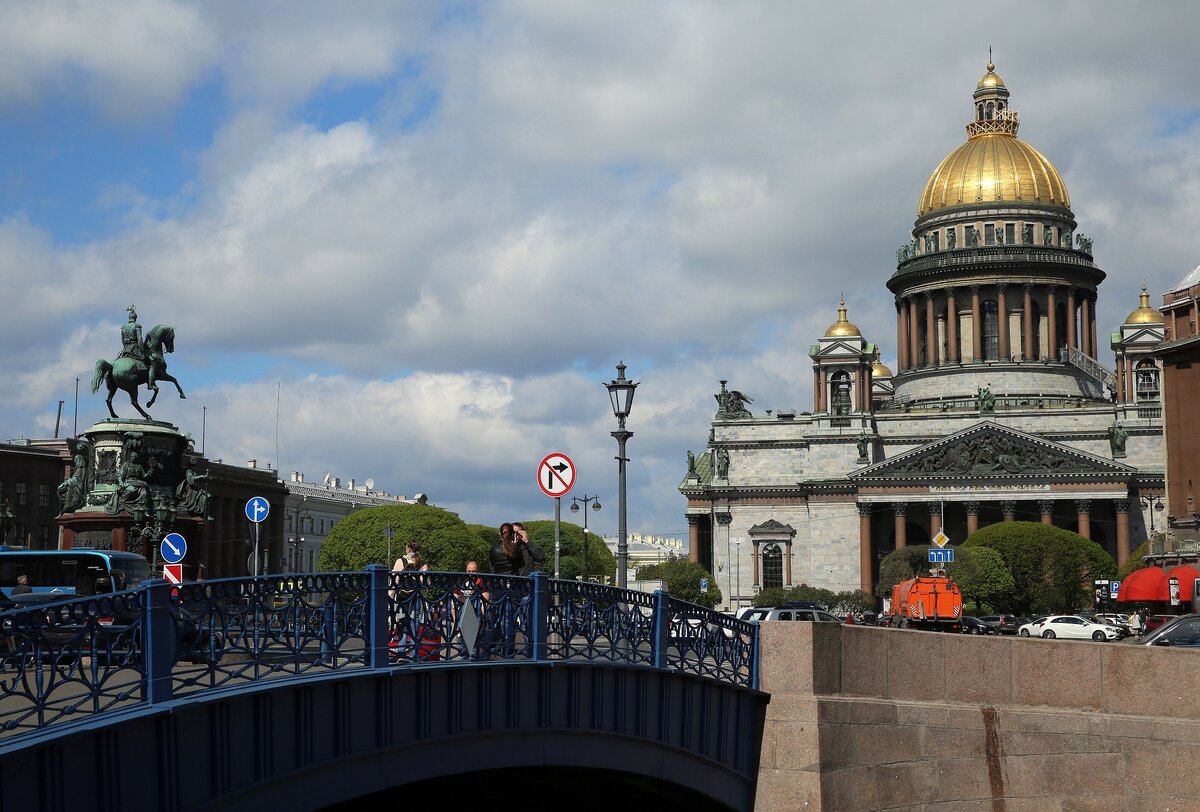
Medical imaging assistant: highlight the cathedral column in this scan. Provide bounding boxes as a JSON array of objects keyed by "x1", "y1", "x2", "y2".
[
  {"x1": 1038, "y1": 499, "x2": 1055, "y2": 525},
  {"x1": 819, "y1": 368, "x2": 827, "y2": 413},
  {"x1": 1023, "y1": 283, "x2": 1035, "y2": 361},
  {"x1": 785, "y1": 541, "x2": 793, "y2": 586},
  {"x1": 925, "y1": 294, "x2": 937, "y2": 368},
  {"x1": 1047, "y1": 286, "x2": 1058, "y2": 358},
  {"x1": 945, "y1": 287, "x2": 960, "y2": 364},
  {"x1": 865, "y1": 365, "x2": 874, "y2": 413},
  {"x1": 687, "y1": 515, "x2": 701, "y2": 564},
  {"x1": 965, "y1": 501, "x2": 980, "y2": 536},
  {"x1": 1115, "y1": 356, "x2": 1126, "y2": 402},
  {"x1": 858, "y1": 504, "x2": 873, "y2": 595},
  {"x1": 1081, "y1": 296, "x2": 1092, "y2": 356},
  {"x1": 929, "y1": 503, "x2": 942, "y2": 536},
  {"x1": 715, "y1": 511, "x2": 732, "y2": 602},
  {"x1": 856, "y1": 366, "x2": 865, "y2": 412},
  {"x1": 997, "y1": 284, "x2": 1010, "y2": 360},
  {"x1": 1076, "y1": 499, "x2": 1092, "y2": 540},
  {"x1": 1115, "y1": 498, "x2": 1131, "y2": 568},
  {"x1": 752, "y1": 540, "x2": 760, "y2": 586},
  {"x1": 1001, "y1": 500, "x2": 1017, "y2": 522},
  {"x1": 893, "y1": 503, "x2": 908, "y2": 549},
  {"x1": 813, "y1": 368, "x2": 822, "y2": 413},
  {"x1": 1067, "y1": 288, "x2": 1077, "y2": 352},
  {"x1": 1090, "y1": 297, "x2": 1099, "y2": 359},
  {"x1": 971, "y1": 286, "x2": 982, "y2": 362},
  {"x1": 908, "y1": 298, "x2": 920, "y2": 367},
  {"x1": 896, "y1": 299, "x2": 907, "y2": 372}
]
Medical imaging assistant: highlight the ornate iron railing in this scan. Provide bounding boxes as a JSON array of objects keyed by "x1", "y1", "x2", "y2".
[{"x1": 0, "y1": 570, "x2": 759, "y2": 746}]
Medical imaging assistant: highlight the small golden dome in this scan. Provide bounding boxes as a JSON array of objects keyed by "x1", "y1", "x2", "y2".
[
  {"x1": 1125, "y1": 284, "x2": 1164, "y2": 324},
  {"x1": 872, "y1": 351, "x2": 894, "y2": 379},
  {"x1": 976, "y1": 62, "x2": 1005, "y2": 90},
  {"x1": 824, "y1": 297, "x2": 862, "y2": 337}
]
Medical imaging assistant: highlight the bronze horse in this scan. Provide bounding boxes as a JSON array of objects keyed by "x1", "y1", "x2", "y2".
[{"x1": 92, "y1": 324, "x2": 186, "y2": 419}]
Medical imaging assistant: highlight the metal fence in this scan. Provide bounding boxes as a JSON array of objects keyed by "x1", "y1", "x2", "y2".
[{"x1": 0, "y1": 569, "x2": 758, "y2": 746}]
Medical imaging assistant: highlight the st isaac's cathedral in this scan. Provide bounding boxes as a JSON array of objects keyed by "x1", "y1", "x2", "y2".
[{"x1": 680, "y1": 61, "x2": 1167, "y2": 609}]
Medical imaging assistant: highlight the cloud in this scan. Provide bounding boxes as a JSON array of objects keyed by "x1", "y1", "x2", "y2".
[{"x1": 5, "y1": 1, "x2": 1200, "y2": 536}]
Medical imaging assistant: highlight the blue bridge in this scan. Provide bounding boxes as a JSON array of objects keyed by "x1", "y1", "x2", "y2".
[{"x1": 0, "y1": 569, "x2": 767, "y2": 811}]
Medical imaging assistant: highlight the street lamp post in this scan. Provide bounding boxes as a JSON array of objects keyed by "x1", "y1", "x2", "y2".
[
  {"x1": 384, "y1": 525, "x2": 394, "y2": 567},
  {"x1": 732, "y1": 538, "x2": 742, "y2": 612},
  {"x1": 292, "y1": 507, "x2": 309, "y2": 573},
  {"x1": 604, "y1": 362, "x2": 639, "y2": 589},
  {"x1": 570, "y1": 495, "x2": 602, "y2": 581},
  {"x1": 1140, "y1": 494, "x2": 1165, "y2": 532}
]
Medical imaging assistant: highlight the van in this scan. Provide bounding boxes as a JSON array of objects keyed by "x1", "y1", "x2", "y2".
[{"x1": 741, "y1": 606, "x2": 843, "y2": 623}]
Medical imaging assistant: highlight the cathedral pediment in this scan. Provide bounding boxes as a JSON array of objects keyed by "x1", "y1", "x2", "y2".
[
  {"x1": 850, "y1": 422, "x2": 1135, "y2": 482},
  {"x1": 811, "y1": 339, "x2": 873, "y2": 358}
]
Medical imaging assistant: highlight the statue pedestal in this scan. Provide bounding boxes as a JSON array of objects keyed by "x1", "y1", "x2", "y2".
[{"x1": 57, "y1": 419, "x2": 208, "y2": 561}]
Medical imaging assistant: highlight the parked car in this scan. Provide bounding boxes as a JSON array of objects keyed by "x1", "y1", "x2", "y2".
[
  {"x1": 1140, "y1": 614, "x2": 1200, "y2": 648},
  {"x1": 1019, "y1": 615, "x2": 1121, "y2": 641},
  {"x1": 1094, "y1": 613, "x2": 1133, "y2": 638},
  {"x1": 959, "y1": 616, "x2": 994, "y2": 635},
  {"x1": 740, "y1": 605, "x2": 843, "y2": 623},
  {"x1": 1143, "y1": 614, "x2": 1178, "y2": 635},
  {"x1": 1017, "y1": 617, "x2": 1049, "y2": 637},
  {"x1": 978, "y1": 614, "x2": 1022, "y2": 635}
]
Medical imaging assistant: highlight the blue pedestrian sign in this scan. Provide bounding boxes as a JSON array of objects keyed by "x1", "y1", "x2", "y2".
[
  {"x1": 160, "y1": 532, "x2": 187, "y2": 564},
  {"x1": 928, "y1": 548, "x2": 955, "y2": 564},
  {"x1": 245, "y1": 496, "x2": 270, "y2": 524},
  {"x1": 700, "y1": 577, "x2": 709, "y2": 593}
]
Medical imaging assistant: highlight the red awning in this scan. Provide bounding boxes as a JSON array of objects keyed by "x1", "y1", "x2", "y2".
[
  {"x1": 1168, "y1": 565, "x2": 1200, "y2": 602},
  {"x1": 1118, "y1": 566, "x2": 1169, "y2": 601}
]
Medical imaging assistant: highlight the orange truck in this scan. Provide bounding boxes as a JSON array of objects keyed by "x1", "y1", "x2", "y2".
[{"x1": 889, "y1": 576, "x2": 963, "y2": 630}]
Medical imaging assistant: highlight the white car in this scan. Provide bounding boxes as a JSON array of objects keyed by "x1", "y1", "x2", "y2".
[{"x1": 1019, "y1": 615, "x2": 1120, "y2": 641}]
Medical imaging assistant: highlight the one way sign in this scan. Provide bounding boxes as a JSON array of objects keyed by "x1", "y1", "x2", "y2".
[{"x1": 537, "y1": 452, "x2": 576, "y2": 498}]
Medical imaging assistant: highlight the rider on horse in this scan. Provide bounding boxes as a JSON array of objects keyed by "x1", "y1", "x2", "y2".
[{"x1": 118, "y1": 305, "x2": 161, "y2": 391}]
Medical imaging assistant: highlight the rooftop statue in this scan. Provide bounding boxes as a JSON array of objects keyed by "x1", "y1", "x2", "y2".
[
  {"x1": 714, "y1": 380, "x2": 753, "y2": 419},
  {"x1": 92, "y1": 305, "x2": 186, "y2": 419}
]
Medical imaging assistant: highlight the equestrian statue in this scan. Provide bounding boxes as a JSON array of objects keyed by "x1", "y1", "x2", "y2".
[{"x1": 92, "y1": 305, "x2": 186, "y2": 419}]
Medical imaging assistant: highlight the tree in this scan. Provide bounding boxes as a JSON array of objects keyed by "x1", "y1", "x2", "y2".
[
  {"x1": 318, "y1": 504, "x2": 489, "y2": 572},
  {"x1": 875, "y1": 545, "x2": 934, "y2": 600},
  {"x1": 961, "y1": 522, "x2": 1116, "y2": 615},
  {"x1": 946, "y1": 546, "x2": 1014, "y2": 613},
  {"x1": 639, "y1": 559, "x2": 721, "y2": 608},
  {"x1": 1116, "y1": 537, "x2": 1155, "y2": 581},
  {"x1": 519, "y1": 520, "x2": 616, "y2": 582}
]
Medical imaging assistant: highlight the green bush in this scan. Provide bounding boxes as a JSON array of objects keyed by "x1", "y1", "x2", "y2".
[{"x1": 318, "y1": 504, "x2": 489, "y2": 572}]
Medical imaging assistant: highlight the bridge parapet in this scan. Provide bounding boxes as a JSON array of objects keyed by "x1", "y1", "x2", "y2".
[{"x1": 0, "y1": 568, "x2": 757, "y2": 749}]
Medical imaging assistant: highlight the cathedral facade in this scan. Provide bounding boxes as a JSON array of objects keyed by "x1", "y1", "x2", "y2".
[{"x1": 680, "y1": 62, "x2": 1166, "y2": 610}]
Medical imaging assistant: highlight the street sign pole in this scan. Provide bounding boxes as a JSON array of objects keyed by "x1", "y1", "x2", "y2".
[{"x1": 554, "y1": 496, "x2": 561, "y2": 580}]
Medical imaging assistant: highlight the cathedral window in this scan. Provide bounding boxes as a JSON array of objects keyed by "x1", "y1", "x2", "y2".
[
  {"x1": 761, "y1": 544, "x2": 783, "y2": 590},
  {"x1": 1136, "y1": 360, "x2": 1160, "y2": 401},
  {"x1": 986, "y1": 102, "x2": 994, "y2": 120},
  {"x1": 982, "y1": 299, "x2": 1000, "y2": 360},
  {"x1": 1055, "y1": 302, "x2": 1068, "y2": 354},
  {"x1": 984, "y1": 224, "x2": 995, "y2": 245},
  {"x1": 1005, "y1": 223, "x2": 1015, "y2": 245}
]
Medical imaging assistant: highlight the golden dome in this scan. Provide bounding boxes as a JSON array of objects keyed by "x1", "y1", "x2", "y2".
[
  {"x1": 976, "y1": 62, "x2": 1005, "y2": 90},
  {"x1": 871, "y1": 351, "x2": 893, "y2": 379},
  {"x1": 1125, "y1": 284, "x2": 1164, "y2": 324},
  {"x1": 919, "y1": 62, "x2": 1070, "y2": 216},
  {"x1": 824, "y1": 297, "x2": 862, "y2": 337}
]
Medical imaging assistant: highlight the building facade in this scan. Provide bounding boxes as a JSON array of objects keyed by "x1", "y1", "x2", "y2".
[
  {"x1": 1154, "y1": 266, "x2": 1200, "y2": 550},
  {"x1": 681, "y1": 62, "x2": 1166, "y2": 610},
  {"x1": 283, "y1": 472, "x2": 426, "y2": 572}
]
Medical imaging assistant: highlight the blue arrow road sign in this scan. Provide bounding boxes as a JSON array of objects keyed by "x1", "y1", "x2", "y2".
[
  {"x1": 160, "y1": 532, "x2": 187, "y2": 564},
  {"x1": 928, "y1": 548, "x2": 955, "y2": 564},
  {"x1": 245, "y1": 496, "x2": 270, "y2": 524}
]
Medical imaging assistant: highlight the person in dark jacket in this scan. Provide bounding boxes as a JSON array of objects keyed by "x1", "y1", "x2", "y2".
[
  {"x1": 486, "y1": 523, "x2": 519, "y2": 657},
  {"x1": 512, "y1": 523, "x2": 546, "y2": 576}
]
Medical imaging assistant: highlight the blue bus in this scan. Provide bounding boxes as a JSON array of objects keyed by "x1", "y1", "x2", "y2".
[{"x1": 0, "y1": 549, "x2": 153, "y2": 597}]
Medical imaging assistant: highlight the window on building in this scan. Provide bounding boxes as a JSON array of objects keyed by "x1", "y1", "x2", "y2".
[
  {"x1": 984, "y1": 224, "x2": 995, "y2": 245},
  {"x1": 1005, "y1": 223, "x2": 1015, "y2": 245},
  {"x1": 917, "y1": 310, "x2": 928, "y2": 366},
  {"x1": 319, "y1": 519, "x2": 325, "y2": 535},
  {"x1": 38, "y1": 526, "x2": 50, "y2": 546},
  {"x1": 286, "y1": 514, "x2": 293, "y2": 532},
  {"x1": 1055, "y1": 302, "x2": 1068, "y2": 355},
  {"x1": 306, "y1": 517, "x2": 314, "y2": 533},
  {"x1": 38, "y1": 484, "x2": 50, "y2": 508},
  {"x1": 930, "y1": 231, "x2": 939, "y2": 251},
  {"x1": 15, "y1": 482, "x2": 27, "y2": 507},
  {"x1": 1136, "y1": 360, "x2": 1160, "y2": 401},
  {"x1": 982, "y1": 299, "x2": 1000, "y2": 360},
  {"x1": 308, "y1": 549, "x2": 315, "y2": 571},
  {"x1": 761, "y1": 544, "x2": 783, "y2": 590}
]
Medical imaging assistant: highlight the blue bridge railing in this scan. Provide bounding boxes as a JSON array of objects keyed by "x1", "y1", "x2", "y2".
[{"x1": 0, "y1": 568, "x2": 759, "y2": 746}]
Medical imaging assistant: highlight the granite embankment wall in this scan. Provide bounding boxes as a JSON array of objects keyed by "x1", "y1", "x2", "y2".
[{"x1": 756, "y1": 622, "x2": 1200, "y2": 811}]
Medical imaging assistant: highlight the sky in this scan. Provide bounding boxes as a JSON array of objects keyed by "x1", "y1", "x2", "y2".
[{"x1": 3, "y1": 1, "x2": 1200, "y2": 541}]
